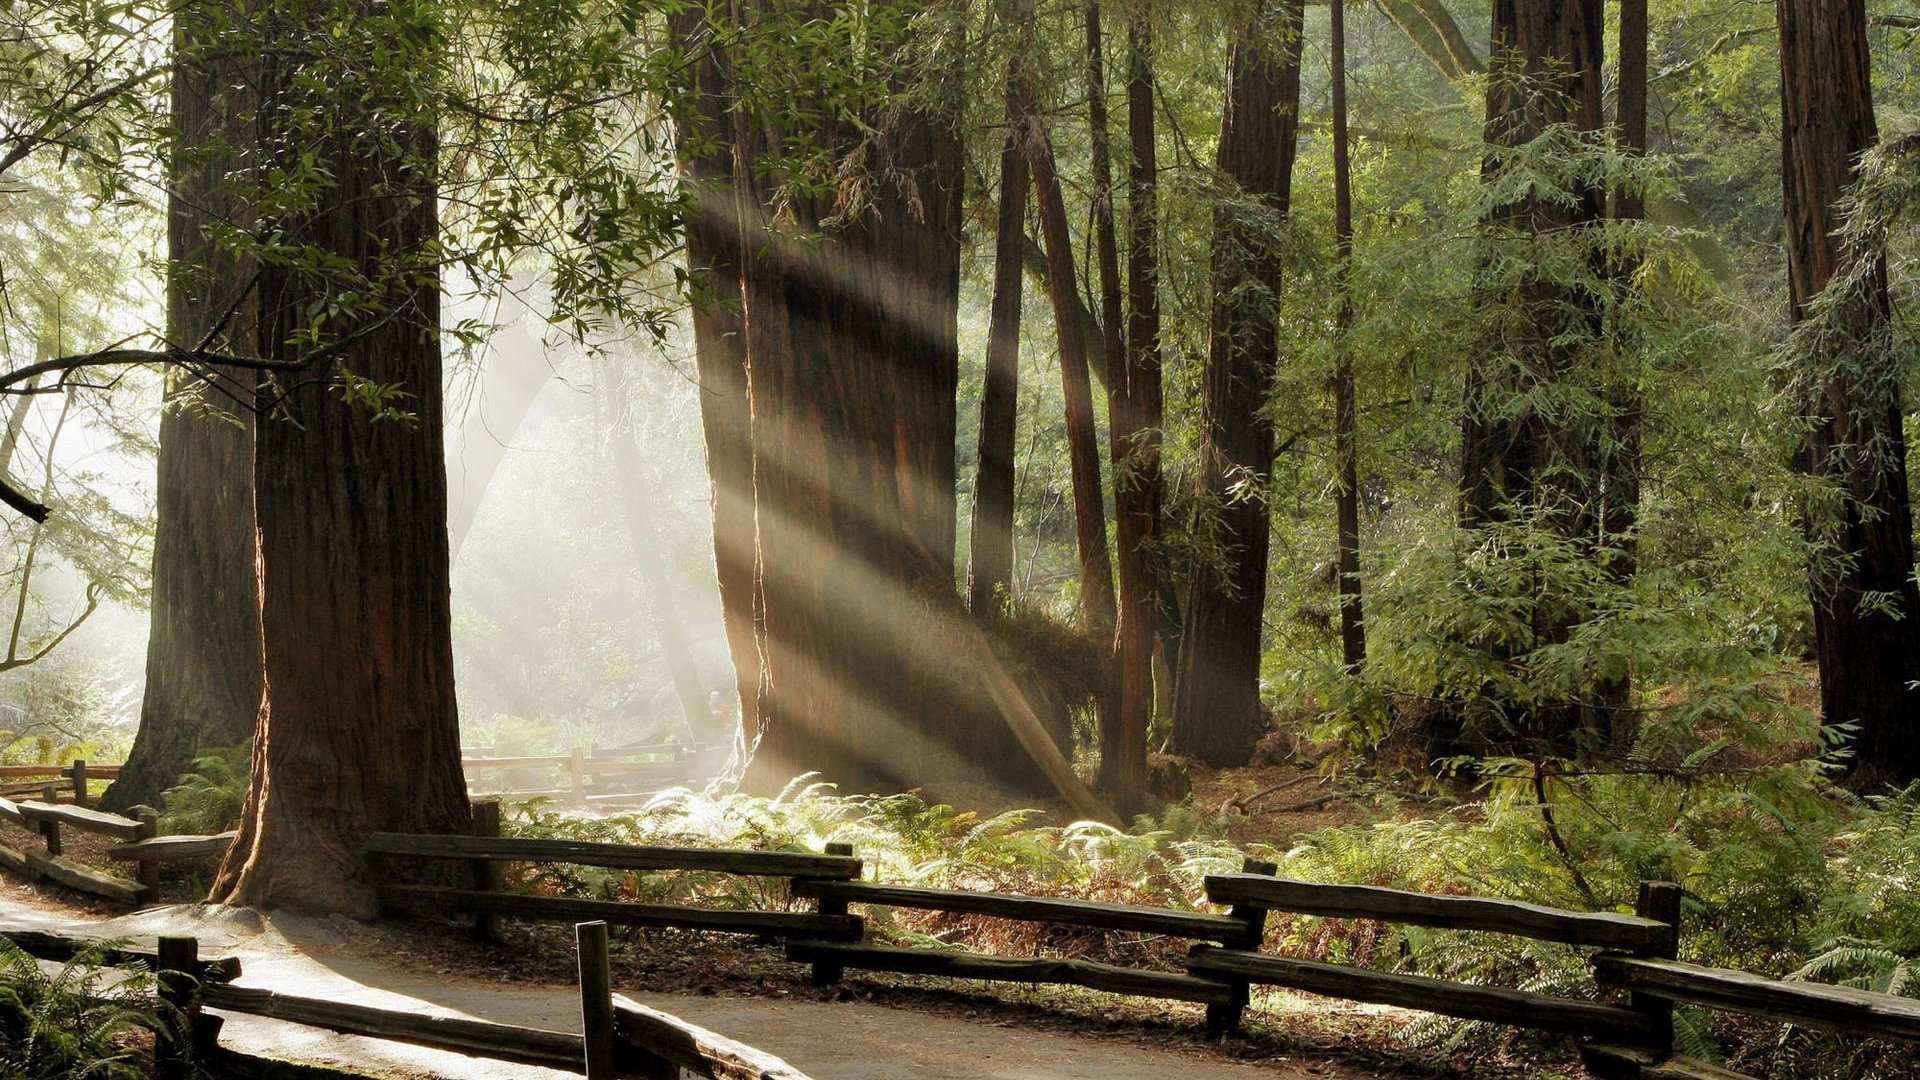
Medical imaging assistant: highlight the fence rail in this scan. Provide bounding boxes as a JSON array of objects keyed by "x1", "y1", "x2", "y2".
[
  {"x1": 0, "y1": 759, "x2": 120, "y2": 806},
  {"x1": 0, "y1": 920, "x2": 815, "y2": 1080},
  {"x1": 461, "y1": 744, "x2": 723, "y2": 806},
  {"x1": 2, "y1": 788, "x2": 1915, "y2": 1080}
]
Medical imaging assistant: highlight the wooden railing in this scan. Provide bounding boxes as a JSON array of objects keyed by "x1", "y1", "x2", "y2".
[
  {"x1": 461, "y1": 743, "x2": 722, "y2": 806},
  {"x1": 0, "y1": 759, "x2": 120, "y2": 805},
  {"x1": 0, "y1": 785, "x2": 1911, "y2": 1079},
  {"x1": 0, "y1": 794, "x2": 232, "y2": 905},
  {"x1": 365, "y1": 809, "x2": 1920, "y2": 1079},
  {"x1": 0, "y1": 920, "x2": 815, "y2": 1079}
]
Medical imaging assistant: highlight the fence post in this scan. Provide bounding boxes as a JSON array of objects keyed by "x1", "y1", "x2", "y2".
[
  {"x1": 135, "y1": 809, "x2": 161, "y2": 898},
  {"x1": 1206, "y1": 856, "x2": 1277, "y2": 1038},
  {"x1": 38, "y1": 785, "x2": 60, "y2": 855},
  {"x1": 470, "y1": 799, "x2": 503, "y2": 942},
  {"x1": 570, "y1": 748, "x2": 587, "y2": 806},
  {"x1": 576, "y1": 920, "x2": 615, "y2": 1080},
  {"x1": 803, "y1": 842, "x2": 856, "y2": 986},
  {"x1": 69, "y1": 760, "x2": 87, "y2": 806},
  {"x1": 155, "y1": 935, "x2": 197, "y2": 1080},
  {"x1": 1632, "y1": 880, "x2": 1683, "y2": 1058}
]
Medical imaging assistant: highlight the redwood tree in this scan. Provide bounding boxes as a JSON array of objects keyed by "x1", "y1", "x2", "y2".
[
  {"x1": 1454, "y1": 0, "x2": 1607, "y2": 757},
  {"x1": 1778, "y1": 0, "x2": 1920, "y2": 790},
  {"x1": 967, "y1": 2, "x2": 1032, "y2": 618},
  {"x1": 729, "y1": 0, "x2": 970, "y2": 793},
  {"x1": 1172, "y1": 0, "x2": 1305, "y2": 765},
  {"x1": 1103, "y1": 0, "x2": 1161, "y2": 808},
  {"x1": 667, "y1": 10, "x2": 759, "y2": 747},
  {"x1": 211, "y1": 0, "x2": 467, "y2": 914},
  {"x1": 102, "y1": 7, "x2": 262, "y2": 813}
]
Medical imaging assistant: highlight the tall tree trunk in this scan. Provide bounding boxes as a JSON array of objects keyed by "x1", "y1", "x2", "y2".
[
  {"x1": 1171, "y1": 0, "x2": 1306, "y2": 765},
  {"x1": 668, "y1": 9, "x2": 760, "y2": 751},
  {"x1": 968, "y1": 6, "x2": 1031, "y2": 619},
  {"x1": 1455, "y1": 0, "x2": 1606, "y2": 758},
  {"x1": 1086, "y1": 1, "x2": 1144, "y2": 808},
  {"x1": 1330, "y1": 0, "x2": 1365, "y2": 672},
  {"x1": 1778, "y1": 0, "x2": 1920, "y2": 790},
  {"x1": 102, "y1": 9, "x2": 263, "y2": 813},
  {"x1": 1107, "y1": 3, "x2": 1163, "y2": 809},
  {"x1": 1026, "y1": 103, "x2": 1120, "y2": 763},
  {"x1": 732, "y1": 0, "x2": 969, "y2": 794},
  {"x1": 211, "y1": 2, "x2": 466, "y2": 915},
  {"x1": 1594, "y1": 0, "x2": 1646, "y2": 738}
]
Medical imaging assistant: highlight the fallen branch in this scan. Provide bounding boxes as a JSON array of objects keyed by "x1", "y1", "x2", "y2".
[{"x1": 1223, "y1": 773, "x2": 1322, "y2": 815}]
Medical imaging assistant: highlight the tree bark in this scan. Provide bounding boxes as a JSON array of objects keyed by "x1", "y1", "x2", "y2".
[
  {"x1": 1778, "y1": 0, "x2": 1920, "y2": 790},
  {"x1": 1171, "y1": 0, "x2": 1306, "y2": 765},
  {"x1": 731, "y1": 0, "x2": 969, "y2": 794},
  {"x1": 1086, "y1": 1, "x2": 1145, "y2": 809},
  {"x1": 668, "y1": 9, "x2": 760, "y2": 750},
  {"x1": 1113, "y1": 5, "x2": 1163, "y2": 808},
  {"x1": 103, "y1": 8, "x2": 264, "y2": 815},
  {"x1": 1594, "y1": 0, "x2": 1646, "y2": 737},
  {"x1": 211, "y1": 2, "x2": 467, "y2": 915},
  {"x1": 1454, "y1": 0, "x2": 1606, "y2": 758},
  {"x1": 1026, "y1": 103, "x2": 1121, "y2": 769},
  {"x1": 967, "y1": 6, "x2": 1031, "y2": 620},
  {"x1": 1330, "y1": 0, "x2": 1365, "y2": 672}
]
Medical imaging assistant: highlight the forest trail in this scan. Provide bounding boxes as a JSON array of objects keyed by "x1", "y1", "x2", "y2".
[{"x1": 0, "y1": 891, "x2": 1414, "y2": 1080}]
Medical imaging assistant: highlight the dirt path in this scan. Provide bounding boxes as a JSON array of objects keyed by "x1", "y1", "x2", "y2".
[{"x1": 0, "y1": 890, "x2": 1420, "y2": 1079}]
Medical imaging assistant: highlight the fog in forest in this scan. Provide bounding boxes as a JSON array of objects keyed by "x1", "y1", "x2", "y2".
[{"x1": 1, "y1": 283, "x2": 736, "y2": 760}]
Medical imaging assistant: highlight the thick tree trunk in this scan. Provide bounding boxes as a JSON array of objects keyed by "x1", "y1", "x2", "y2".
[
  {"x1": 732, "y1": 0, "x2": 968, "y2": 794},
  {"x1": 211, "y1": 8, "x2": 466, "y2": 915},
  {"x1": 1330, "y1": 0, "x2": 1365, "y2": 672},
  {"x1": 967, "y1": 8, "x2": 1031, "y2": 620},
  {"x1": 1778, "y1": 0, "x2": 1920, "y2": 790},
  {"x1": 1171, "y1": 0, "x2": 1305, "y2": 765},
  {"x1": 1454, "y1": 0, "x2": 1606, "y2": 757},
  {"x1": 102, "y1": 11, "x2": 262, "y2": 814},
  {"x1": 668, "y1": 10, "x2": 760, "y2": 749}
]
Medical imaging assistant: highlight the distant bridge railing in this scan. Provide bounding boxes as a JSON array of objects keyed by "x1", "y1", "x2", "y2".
[{"x1": 460, "y1": 743, "x2": 724, "y2": 806}]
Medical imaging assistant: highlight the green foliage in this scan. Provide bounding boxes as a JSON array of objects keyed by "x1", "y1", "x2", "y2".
[
  {"x1": 157, "y1": 744, "x2": 251, "y2": 836},
  {"x1": 0, "y1": 938, "x2": 162, "y2": 1080}
]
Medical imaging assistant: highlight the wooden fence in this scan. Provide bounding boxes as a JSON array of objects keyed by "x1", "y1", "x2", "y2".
[
  {"x1": 364, "y1": 808, "x2": 1920, "y2": 1080},
  {"x1": 461, "y1": 744, "x2": 723, "y2": 806},
  {"x1": 0, "y1": 791, "x2": 232, "y2": 905},
  {"x1": 0, "y1": 775, "x2": 1913, "y2": 1079},
  {"x1": 0, "y1": 920, "x2": 814, "y2": 1079},
  {"x1": 0, "y1": 759, "x2": 118, "y2": 804}
]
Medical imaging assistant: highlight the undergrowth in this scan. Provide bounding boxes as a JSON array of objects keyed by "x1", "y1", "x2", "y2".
[{"x1": 0, "y1": 938, "x2": 167, "y2": 1079}]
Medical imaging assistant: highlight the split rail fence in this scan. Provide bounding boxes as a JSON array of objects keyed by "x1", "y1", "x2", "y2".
[
  {"x1": 366, "y1": 804, "x2": 1920, "y2": 1080},
  {"x1": 460, "y1": 743, "x2": 724, "y2": 806},
  {"x1": 0, "y1": 920, "x2": 814, "y2": 1079},
  {"x1": 0, "y1": 771, "x2": 1914, "y2": 1079}
]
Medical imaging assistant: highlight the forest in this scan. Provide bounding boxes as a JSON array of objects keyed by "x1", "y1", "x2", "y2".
[{"x1": 0, "y1": 0, "x2": 1919, "y2": 1077}]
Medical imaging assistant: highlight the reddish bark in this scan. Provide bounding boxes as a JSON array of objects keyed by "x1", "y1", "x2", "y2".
[
  {"x1": 730, "y1": 0, "x2": 969, "y2": 793},
  {"x1": 1172, "y1": 0, "x2": 1306, "y2": 765},
  {"x1": 1778, "y1": 0, "x2": 1920, "y2": 790},
  {"x1": 211, "y1": 10, "x2": 466, "y2": 914},
  {"x1": 104, "y1": 10, "x2": 262, "y2": 813},
  {"x1": 668, "y1": 10, "x2": 760, "y2": 748}
]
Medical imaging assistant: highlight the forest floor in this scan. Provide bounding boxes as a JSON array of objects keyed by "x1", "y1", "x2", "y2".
[{"x1": 0, "y1": 762, "x2": 1579, "y2": 1080}]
